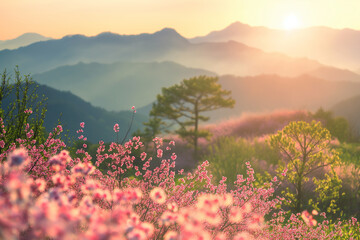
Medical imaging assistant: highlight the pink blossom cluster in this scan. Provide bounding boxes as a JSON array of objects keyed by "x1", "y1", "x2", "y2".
[
  {"x1": 132, "y1": 106, "x2": 137, "y2": 113},
  {"x1": 0, "y1": 122, "x2": 359, "y2": 239},
  {"x1": 114, "y1": 123, "x2": 120, "y2": 133},
  {"x1": 0, "y1": 147, "x2": 267, "y2": 239},
  {"x1": 204, "y1": 110, "x2": 310, "y2": 140},
  {"x1": 24, "y1": 108, "x2": 33, "y2": 114}
]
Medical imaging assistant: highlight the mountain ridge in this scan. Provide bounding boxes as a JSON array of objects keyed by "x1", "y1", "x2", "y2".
[
  {"x1": 32, "y1": 61, "x2": 216, "y2": 111},
  {"x1": 0, "y1": 27, "x2": 352, "y2": 79},
  {"x1": 190, "y1": 21, "x2": 360, "y2": 70},
  {"x1": 2, "y1": 82, "x2": 147, "y2": 143},
  {"x1": 209, "y1": 74, "x2": 360, "y2": 121}
]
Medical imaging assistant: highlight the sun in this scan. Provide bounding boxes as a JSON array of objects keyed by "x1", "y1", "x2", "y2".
[{"x1": 282, "y1": 13, "x2": 301, "y2": 30}]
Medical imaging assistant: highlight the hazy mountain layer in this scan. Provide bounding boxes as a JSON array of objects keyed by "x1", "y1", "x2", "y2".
[
  {"x1": 202, "y1": 74, "x2": 360, "y2": 122},
  {"x1": 0, "y1": 28, "x2": 341, "y2": 78},
  {"x1": 2, "y1": 83, "x2": 147, "y2": 143},
  {"x1": 0, "y1": 29, "x2": 188, "y2": 74},
  {"x1": 191, "y1": 21, "x2": 360, "y2": 71},
  {"x1": 332, "y1": 95, "x2": 360, "y2": 137},
  {"x1": 32, "y1": 61, "x2": 215, "y2": 111},
  {"x1": 129, "y1": 74, "x2": 360, "y2": 123}
]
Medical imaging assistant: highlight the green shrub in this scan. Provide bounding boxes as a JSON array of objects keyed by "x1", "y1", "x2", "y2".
[
  {"x1": 0, "y1": 67, "x2": 47, "y2": 153},
  {"x1": 205, "y1": 136, "x2": 279, "y2": 187}
]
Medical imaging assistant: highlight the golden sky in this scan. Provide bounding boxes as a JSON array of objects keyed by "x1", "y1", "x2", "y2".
[{"x1": 1, "y1": 0, "x2": 359, "y2": 40}]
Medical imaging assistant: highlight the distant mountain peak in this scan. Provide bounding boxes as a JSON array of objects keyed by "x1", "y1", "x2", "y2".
[
  {"x1": 159, "y1": 27, "x2": 177, "y2": 32},
  {"x1": 226, "y1": 21, "x2": 251, "y2": 29},
  {"x1": 155, "y1": 27, "x2": 182, "y2": 36},
  {"x1": 190, "y1": 21, "x2": 264, "y2": 43},
  {"x1": 152, "y1": 27, "x2": 188, "y2": 44},
  {"x1": 62, "y1": 34, "x2": 87, "y2": 40},
  {"x1": 16, "y1": 32, "x2": 49, "y2": 39},
  {"x1": 96, "y1": 31, "x2": 118, "y2": 36},
  {"x1": 220, "y1": 21, "x2": 269, "y2": 33},
  {"x1": 0, "y1": 33, "x2": 52, "y2": 50}
]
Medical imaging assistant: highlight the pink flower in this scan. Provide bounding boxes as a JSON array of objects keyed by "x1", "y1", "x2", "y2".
[
  {"x1": 113, "y1": 123, "x2": 120, "y2": 133},
  {"x1": 160, "y1": 211, "x2": 178, "y2": 226},
  {"x1": 164, "y1": 231, "x2": 178, "y2": 240},
  {"x1": 220, "y1": 193, "x2": 233, "y2": 207},
  {"x1": 214, "y1": 233, "x2": 226, "y2": 240},
  {"x1": 157, "y1": 149, "x2": 163, "y2": 158},
  {"x1": 24, "y1": 108, "x2": 33, "y2": 114},
  {"x1": 114, "y1": 188, "x2": 142, "y2": 204},
  {"x1": 248, "y1": 213, "x2": 264, "y2": 229},
  {"x1": 7, "y1": 148, "x2": 29, "y2": 167},
  {"x1": 48, "y1": 157, "x2": 63, "y2": 172},
  {"x1": 301, "y1": 210, "x2": 317, "y2": 226},
  {"x1": 80, "y1": 122, "x2": 85, "y2": 128},
  {"x1": 140, "y1": 152, "x2": 147, "y2": 161},
  {"x1": 33, "y1": 179, "x2": 46, "y2": 192},
  {"x1": 233, "y1": 232, "x2": 253, "y2": 240},
  {"x1": 241, "y1": 202, "x2": 252, "y2": 213},
  {"x1": 127, "y1": 229, "x2": 146, "y2": 240},
  {"x1": 57, "y1": 125, "x2": 63, "y2": 132},
  {"x1": 229, "y1": 207, "x2": 243, "y2": 223},
  {"x1": 26, "y1": 129, "x2": 34, "y2": 138},
  {"x1": 167, "y1": 202, "x2": 178, "y2": 212},
  {"x1": 138, "y1": 222, "x2": 154, "y2": 238},
  {"x1": 150, "y1": 187, "x2": 166, "y2": 204}
]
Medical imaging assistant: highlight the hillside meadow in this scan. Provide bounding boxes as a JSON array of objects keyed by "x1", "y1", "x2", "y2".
[{"x1": 1, "y1": 75, "x2": 359, "y2": 239}]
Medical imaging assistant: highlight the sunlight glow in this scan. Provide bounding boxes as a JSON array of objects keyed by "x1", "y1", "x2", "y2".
[{"x1": 283, "y1": 13, "x2": 301, "y2": 30}]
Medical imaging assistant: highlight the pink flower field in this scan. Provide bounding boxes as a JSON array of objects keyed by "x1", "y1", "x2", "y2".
[{"x1": 0, "y1": 118, "x2": 359, "y2": 240}]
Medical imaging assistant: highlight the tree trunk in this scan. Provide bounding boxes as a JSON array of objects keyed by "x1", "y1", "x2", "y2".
[
  {"x1": 194, "y1": 101, "x2": 199, "y2": 160},
  {"x1": 296, "y1": 177, "x2": 302, "y2": 212}
]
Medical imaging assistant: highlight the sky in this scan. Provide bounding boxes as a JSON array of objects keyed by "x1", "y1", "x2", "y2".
[{"x1": 1, "y1": 0, "x2": 360, "y2": 40}]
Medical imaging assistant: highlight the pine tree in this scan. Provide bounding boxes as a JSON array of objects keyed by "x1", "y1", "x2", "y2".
[{"x1": 151, "y1": 76, "x2": 235, "y2": 158}]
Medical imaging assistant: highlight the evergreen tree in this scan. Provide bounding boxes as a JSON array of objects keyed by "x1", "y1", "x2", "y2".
[{"x1": 151, "y1": 76, "x2": 235, "y2": 158}]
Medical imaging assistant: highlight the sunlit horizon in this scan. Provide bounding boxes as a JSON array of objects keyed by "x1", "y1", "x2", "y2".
[
  {"x1": 1, "y1": 0, "x2": 360, "y2": 40},
  {"x1": 1, "y1": 21, "x2": 359, "y2": 41},
  {"x1": 282, "y1": 13, "x2": 302, "y2": 30}
]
